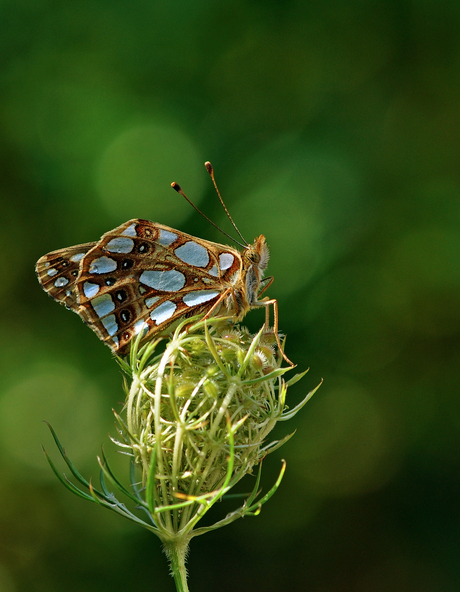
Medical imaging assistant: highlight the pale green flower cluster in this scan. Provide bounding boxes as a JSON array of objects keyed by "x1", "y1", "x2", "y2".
[{"x1": 46, "y1": 314, "x2": 317, "y2": 591}]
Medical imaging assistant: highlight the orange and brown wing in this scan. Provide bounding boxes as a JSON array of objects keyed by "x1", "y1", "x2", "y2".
[
  {"x1": 36, "y1": 242, "x2": 97, "y2": 308},
  {"x1": 53, "y1": 219, "x2": 244, "y2": 354}
]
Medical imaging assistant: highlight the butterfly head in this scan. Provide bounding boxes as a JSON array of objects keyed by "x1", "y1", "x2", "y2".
[{"x1": 245, "y1": 235, "x2": 270, "y2": 274}]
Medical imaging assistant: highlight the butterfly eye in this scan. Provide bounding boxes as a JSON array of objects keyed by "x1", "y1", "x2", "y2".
[{"x1": 121, "y1": 259, "x2": 134, "y2": 270}]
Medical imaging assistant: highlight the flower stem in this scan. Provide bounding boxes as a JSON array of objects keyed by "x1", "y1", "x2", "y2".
[{"x1": 163, "y1": 538, "x2": 190, "y2": 592}]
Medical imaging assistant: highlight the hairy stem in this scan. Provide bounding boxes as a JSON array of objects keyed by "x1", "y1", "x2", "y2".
[{"x1": 163, "y1": 537, "x2": 191, "y2": 592}]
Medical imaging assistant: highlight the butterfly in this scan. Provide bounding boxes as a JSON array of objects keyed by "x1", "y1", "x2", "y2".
[{"x1": 36, "y1": 162, "x2": 293, "y2": 366}]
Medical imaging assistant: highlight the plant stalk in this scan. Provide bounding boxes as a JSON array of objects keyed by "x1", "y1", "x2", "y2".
[{"x1": 163, "y1": 538, "x2": 191, "y2": 592}]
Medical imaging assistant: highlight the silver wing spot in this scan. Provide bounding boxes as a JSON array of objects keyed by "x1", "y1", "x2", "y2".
[
  {"x1": 139, "y1": 270, "x2": 186, "y2": 292},
  {"x1": 89, "y1": 256, "x2": 117, "y2": 274},
  {"x1": 83, "y1": 281, "x2": 100, "y2": 298},
  {"x1": 105, "y1": 237, "x2": 135, "y2": 253},
  {"x1": 175, "y1": 241, "x2": 209, "y2": 268},
  {"x1": 183, "y1": 290, "x2": 219, "y2": 307},
  {"x1": 150, "y1": 301, "x2": 177, "y2": 324}
]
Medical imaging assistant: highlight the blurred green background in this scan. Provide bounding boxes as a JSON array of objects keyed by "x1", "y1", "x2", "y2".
[{"x1": 1, "y1": 0, "x2": 459, "y2": 590}]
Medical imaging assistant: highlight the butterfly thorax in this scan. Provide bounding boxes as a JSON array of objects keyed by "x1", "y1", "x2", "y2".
[{"x1": 225, "y1": 235, "x2": 269, "y2": 319}]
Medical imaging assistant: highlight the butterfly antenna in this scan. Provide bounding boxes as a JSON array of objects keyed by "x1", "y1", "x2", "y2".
[
  {"x1": 171, "y1": 182, "x2": 247, "y2": 249},
  {"x1": 205, "y1": 162, "x2": 248, "y2": 246}
]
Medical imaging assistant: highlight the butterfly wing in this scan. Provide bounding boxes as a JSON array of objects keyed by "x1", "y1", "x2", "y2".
[
  {"x1": 69, "y1": 219, "x2": 242, "y2": 354},
  {"x1": 36, "y1": 242, "x2": 97, "y2": 308}
]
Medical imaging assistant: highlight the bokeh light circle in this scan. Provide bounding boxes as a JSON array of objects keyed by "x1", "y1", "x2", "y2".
[
  {"x1": 0, "y1": 364, "x2": 107, "y2": 481},
  {"x1": 95, "y1": 122, "x2": 204, "y2": 224},
  {"x1": 290, "y1": 383, "x2": 402, "y2": 497}
]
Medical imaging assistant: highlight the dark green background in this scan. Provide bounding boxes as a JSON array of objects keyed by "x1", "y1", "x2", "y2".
[{"x1": 1, "y1": 1, "x2": 459, "y2": 590}]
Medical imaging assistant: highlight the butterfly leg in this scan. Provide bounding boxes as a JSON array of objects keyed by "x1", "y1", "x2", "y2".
[
  {"x1": 258, "y1": 275, "x2": 274, "y2": 297},
  {"x1": 254, "y1": 297, "x2": 295, "y2": 367}
]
